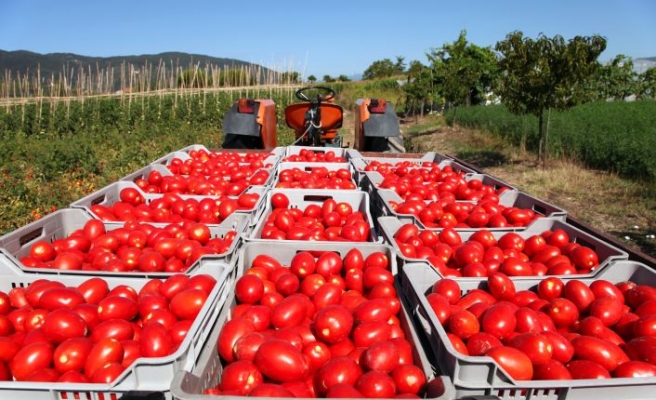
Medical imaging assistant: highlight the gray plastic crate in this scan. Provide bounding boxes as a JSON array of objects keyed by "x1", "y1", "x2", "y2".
[
  {"x1": 378, "y1": 216, "x2": 628, "y2": 279},
  {"x1": 170, "y1": 284, "x2": 457, "y2": 400},
  {"x1": 402, "y1": 260, "x2": 656, "y2": 399},
  {"x1": 0, "y1": 208, "x2": 248, "y2": 275},
  {"x1": 272, "y1": 161, "x2": 357, "y2": 190},
  {"x1": 375, "y1": 189, "x2": 567, "y2": 230},
  {"x1": 248, "y1": 189, "x2": 380, "y2": 243},
  {"x1": 235, "y1": 240, "x2": 398, "y2": 278},
  {"x1": 70, "y1": 181, "x2": 267, "y2": 227},
  {"x1": 0, "y1": 257, "x2": 232, "y2": 400}
]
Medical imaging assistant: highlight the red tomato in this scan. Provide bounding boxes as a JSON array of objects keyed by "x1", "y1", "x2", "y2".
[
  {"x1": 314, "y1": 305, "x2": 354, "y2": 344},
  {"x1": 9, "y1": 341, "x2": 54, "y2": 380},
  {"x1": 563, "y1": 280, "x2": 595, "y2": 313},
  {"x1": 98, "y1": 295, "x2": 139, "y2": 321},
  {"x1": 448, "y1": 309, "x2": 480, "y2": 340},
  {"x1": 170, "y1": 288, "x2": 209, "y2": 320},
  {"x1": 533, "y1": 359, "x2": 572, "y2": 380},
  {"x1": 486, "y1": 272, "x2": 516, "y2": 301},
  {"x1": 271, "y1": 193, "x2": 290, "y2": 209},
  {"x1": 254, "y1": 339, "x2": 309, "y2": 382},
  {"x1": 217, "y1": 317, "x2": 256, "y2": 363},
  {"x1": 507, "y1": 332, "x2": 553, "y2": 366},
  {"x1": 571, "y1": 335, "x2": 629, "y2": 372},
  {"x1": 220, "y1": 360, "x2": 264, "y2": 395},
  {"x1": 84, "y1": 338, "x2": 124, "y2": 378},
  {"x1": 53, "y1": 337, "x2": 93, "y2": 374},
  {"x1": 355, "y1": 370, "x2": 396, "y2": 398},
  {"x1": 43, "y1": 309, "x2": 88, "y2": 344},
  {"x1": 567, "y1": 359, "x2": 610, "y2": 379},
  {"x1": 486, "y1": 346, "x2": 533, "y2": 380},
  {"x1": 38, "y1": 287, "x2": 86, "y2": 310},
  {"x1": 466, "y1": 332, "x2": 502, "y2": 356},
  {"x1": 480, "y1": 301, "x2": 517, "y2": 340},
  {"x1": 271, "y1": 294, "x2": 309, "y2": 329},
  {"x1": 613, "y1": 360, "x2": 656, "y2": 378},
  {"x1": 361, "y1": 340, "x2": 399, "y2": 373},
  {"x1": 314, "y1": 356, "x2": 363, "y2": 395}
]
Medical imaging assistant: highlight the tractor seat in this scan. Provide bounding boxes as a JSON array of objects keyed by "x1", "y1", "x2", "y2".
[{"x1": 285, "y1": 103, "x2": 344, "y2": 134}]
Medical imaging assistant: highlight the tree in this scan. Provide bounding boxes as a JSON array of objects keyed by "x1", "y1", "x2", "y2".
[
  {"x1": 280, "y1": 71, "x2": 300, "y2": 84},
  {"x1": 337, "y1": 75, "x2": 351, "y2": 82},
  {"x1": 177, "y1": 68, "x2": 213, "y2": 88},
  {"x1": 427, "y1": 30, "x2": 499, "y2": 118},
  {"x1": 403, "y1": 60, "x2": 437, "y2": 118},
  {"x1": 495, "y1": 31, "x2": 606, "y2": 165},
  {"x1": 322, "y1": 75, "x2": 335, "y2": 83},
  {"x1": 588, "y1": 54, "x2": 637, "y2": 100},
  {"x1": 394, "y1": 56, "x2": 406, "y2": 74},
  {"x1": 638, "y1": 67, "x2": 656, "y2": 99},
  {"x1": 307, "y1": 75, "x2": 317, "y2": 84},
  {"x1": 363, "y1": 58, "x2": 397, "y2": 80}
]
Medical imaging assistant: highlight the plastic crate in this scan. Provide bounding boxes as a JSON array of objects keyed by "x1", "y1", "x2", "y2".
[
  {"x1": 248, "y1": 189, "x2": 379, "y2": 243},
  {"x1": 401, "y1": 260, "x2": 656, "y2": 399},
  {"x1": 377, "y1": 216, "x2": 628, "y2": 278},
  {"x1": 271, "y1": 161, "x2": 357, "y2": 190},
  {"x1": 375, "y1": 189, "x2": 567, "y2": 230},
  {"x1": 0, "y1": 256, "x2": 232, "y2": 400},
  {"x1": 170, "y1": 284, "x2": 457, "y2": 400},
  {"x1": 0, "y1": 208, "x2": 248, "y2": 275},
  {"x1": 235, "y1": 240, "x2": 398, "y2": 278},
  {"x1": 70, "y1": 181, "x2": 267, "y2": 227}
]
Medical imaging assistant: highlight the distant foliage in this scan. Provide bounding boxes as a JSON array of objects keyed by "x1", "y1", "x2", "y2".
[
  {"x1": 177, "y1": 69, "x2": 213, "y2": 88},
  {"x1": 446, "y1": 101, "x2": 656, "y2": 182}
]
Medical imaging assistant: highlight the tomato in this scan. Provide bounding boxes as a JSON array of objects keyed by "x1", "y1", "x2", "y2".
[
  {"x1": 325, "y1": 383, "x2": 364, "y2": 398},
  {"x1": 53, "y1": 337, "x2": 93, "y2": 374},
  {"x1": 569, "y1": 246, "x2": 599, "y2": 271},
  {"x1": 466, "y1": 332, "x2": 502, "y2": 356},
  {"x1": 314, "y1": 356, "x2": 363, "y2": 395},
  {"x1": 480, "y1": 301, "x2": 517, "y2": 340},
  {"x1": 98, "y1": 295, "x2": 139, "y2": 321},
  {"x1": 217, "y1": 317, "x2": 256, "y2": 363},
  {"x1": 486, "y1": 346, "x2": 533, "y2": 380},
  {"x1": 271, "y1": 193, "x2": 290, "y2": 209},
  {"x1": 536, "y1": 276, "x2": 564, "y2": 301},
  {"x1": 432, "y1": 279, "x2": 461, "y2": 304},
  {"x1": 546, "y1": 229, "x2": 570, "y2": 248},
  {"x1": 448, "y1": 309, "x2": 480, "y2": 340},
  {"x1": 352, "y1": 321, "x2": 392, "y2": 347},
  {"x1": 9, "y1": 341, "x2": 54, "y2": 380},
  {"x1": 241, "y1": 305, "x2": 272, "y2": 332},
  {"x1": 545, "y1": 297, "x2": 579, "y2": 328},
  {"x1": 271, "y1": 293, "x2": 309, "y2": 329},
  {"x1": 220, "y1": 360, "x2": 264, "y2": 395},
  {"x1": 313, "y1": 304, "x2": 354, "y2": 344},
  {"x1": 170, "y1": 288, "x2": 208, "y2": 320},
  {"x1": 38, "y1": 287, "x2": 86, "y2": 310},
  {"x1": 355, "y1": 370, "x2": 396, "y2": 398},
  {"x1": 90, "y1": 319, "x2": 135, "y2": 342},
  {"x1": 567, "y1": 359, "x2": 610, "y2": 379},
  {"x1": 563, "y1": 280, "x2": 595, "y2": 313},
  {"x1": 391, "y1": 364, "x2": 427, "y2": 395},
  {"x1": 361, "y1": 340, "x2": 399, "y2": 373},
  {"x1": 507, "y1": 332, "x2": 553, "y2": 366},
  {"x1": 249, "y1": 383, "x2": 295, "y2": 397},
  {"x1": 626, "y1": 336, "x2": 656, "y2": 365},
  {"x1": 589, "y1": 280, "x2": 624, "y2": 304},
  {"x1": 533, "y1": 359, "x2": 572, "y2": 380},
  {"x1": 254, "y1": 339, "x2": 309, "y2": 382},
  {"x1": 588, "y1": 296, "x2": 623, "y2": 327},
  {"x1": 486, "y1": 272, "x2": 516, "y2": 301},
  {"x1": 42, "y1": 309, "x2": 87, "y2": 344},
  {"x1": 571, "y1": 335, "x2": 628, "y2": 372},
  {"x1": 303, "y1": 341, "x2": 332, "y2": 372},
  {"x1": 613, "y1": 360, "x2": 656, "y2": 378},
  {"x1": 252, "y1": 254, "x2": 282, "y2": 273}
]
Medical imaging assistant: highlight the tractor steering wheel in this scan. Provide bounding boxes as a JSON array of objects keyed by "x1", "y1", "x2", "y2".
[{"x1": 295, "y1": 86, "x2": 336, "y2": 102}]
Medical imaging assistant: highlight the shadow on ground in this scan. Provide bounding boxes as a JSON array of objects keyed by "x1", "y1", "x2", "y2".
[
  {"x1": 455, "y1": 149, "x2": 509, "y2": 168},
  {"x1": 609, "y1": 230, "x2": 656, "y2": 260}
]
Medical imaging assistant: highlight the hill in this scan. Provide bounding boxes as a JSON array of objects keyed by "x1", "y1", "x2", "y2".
[{"x1": 0, "y1": 50, "x2": 275, "y2": 91}]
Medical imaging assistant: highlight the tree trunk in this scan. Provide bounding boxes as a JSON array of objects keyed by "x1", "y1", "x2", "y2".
[{"x1": 537, "y1": 108, "x2": 544, "y2": 166}]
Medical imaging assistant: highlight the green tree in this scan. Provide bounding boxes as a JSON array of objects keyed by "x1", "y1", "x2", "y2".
[
  {"x1": 495, "y1": 31, "x2": 606, "y2": 165},
  {"x1": 323, "y1": 75, "x2": 335, "y2": 83},
  {"x1": 394, "y1": 56, "x2": 406, "y2": 74},
  {"x1": 337, "y1": 74, "x2": 351, "y2": 82},
  {"x1": 588, "y1": 54, "x2": 637, "y2": 100},
  {"x1": 403, "y1": 60, "x2": 437, "y2": 117},
  {"x1": 428, "y1": 30, "x2": 499, "y2": 118},
  {"x1": 638, "y1": 67, "x2": 656, "y2": 99},
  {"x1": 218, "y1": 68, "x2": 254, "y2": 86},
  {"x1": 307, "y1": 75, "x2": 317, "y2": 84},
  {"x1": 363, "y1": 58, "x2": 397, "y2": 80}
]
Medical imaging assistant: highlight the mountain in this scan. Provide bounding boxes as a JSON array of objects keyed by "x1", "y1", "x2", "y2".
[{"x1": 0, "y1": 50, "x2": 274, "y2": 90}]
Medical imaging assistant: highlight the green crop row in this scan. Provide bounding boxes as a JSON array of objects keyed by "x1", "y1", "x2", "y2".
[
  {"x1": 445, "y1": 101, "x2": 656, "y2": 182},
  {"x1": 0, "y1": 89, "x2": 301, "y2": 234}
]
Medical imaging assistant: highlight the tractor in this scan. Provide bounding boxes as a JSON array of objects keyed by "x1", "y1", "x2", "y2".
[{"x1": 221, "y1": 86, "x2": 404, "y2": 153}]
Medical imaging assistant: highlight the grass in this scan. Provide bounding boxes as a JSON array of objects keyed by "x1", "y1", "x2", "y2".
[{"x1": 404, "y1": 114, "x2": 656, "y2": 258}]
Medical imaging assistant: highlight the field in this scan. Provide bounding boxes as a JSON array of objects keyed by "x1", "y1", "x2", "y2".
[{"x1": 1, "y1": 83, "x2": 655, "y2": 260}]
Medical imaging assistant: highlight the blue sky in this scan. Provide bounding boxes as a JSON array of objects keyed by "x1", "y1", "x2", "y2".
[{"x1": 1, "y1": 0, "x2": 654, "y2": 78}]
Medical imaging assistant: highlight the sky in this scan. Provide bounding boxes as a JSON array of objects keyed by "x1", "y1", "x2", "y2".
[{"x1": 1, "y1": 0, "x2": 655, "y2": 78}]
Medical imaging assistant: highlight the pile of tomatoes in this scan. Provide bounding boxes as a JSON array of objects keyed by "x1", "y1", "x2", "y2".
[
  {"x1": 392, "y1": 223, "x2": 601, "y2": 277},
  {"x1": 0, "y1": 272, "x2": 217, "y2": 383},
  {"x1": 386, "y1": 194, "x2": 542, "y2": 229},
  {"x1": 259, "y1": 193, "x2": 371, "y2": 242},
  {"x1": 133, "y1": 168, "x2": 271, "y2": 197},
  {"x1": 20, "y1": 217, "x2": 236, "y2": 273},
  {"x1": 166, "y1": 149, "x2": 276, "y2": 176},
  {"x1": 87, "y1": 186, "x2": 260, "y2": 225},
  {"x1": 425, "y1": 270, "x2": 656, "y2": 381},
  {"x1": 210, "y1": 248, "x2": 429, "y2": 398},
  {"x1": 282, "y1": 149, "x2": 347, "y2": 163},
  {"x1": 274, "y1": 166, "x2": 357, "y2": 190}
]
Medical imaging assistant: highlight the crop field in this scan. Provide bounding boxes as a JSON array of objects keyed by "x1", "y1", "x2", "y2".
[{"x1": 446, "y1": 101, "x2": 656, "y2": 182}]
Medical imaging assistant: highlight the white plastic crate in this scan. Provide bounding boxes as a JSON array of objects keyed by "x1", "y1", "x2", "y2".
[
  {"x1": 281, "y1": 145, "x2": 351, "y2": 161},
  {"x1": 70, "y1": 181, "x2": 267, "y2": 228},
  {"x1": 402, "y1": 260, "x2": 656, "y2": 399},
  {"x1": 0, "y1": 256, "x2": 232, "y2": 400},
  {"x1": 248, "y1": 189, "x2": 379, "y2": 243},
  {"x1": 170, "y1": 284, "x2": 457, "y2": 400},
  {"x1": 375, "y1": 189, "x2": 567, "y2": 230},
  {"x1": 378, "y1": 216, "x2": 628, "y2": 279},
  {"x1": 0, "y1": 208, "x2": 248, "y2": 275}
]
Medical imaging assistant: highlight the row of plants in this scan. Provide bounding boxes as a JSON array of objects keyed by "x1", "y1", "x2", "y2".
[
  {"x1": 0, "y1": 89, "x2": 301, "y2": 235},
  {"x1": 445, "y1": 100, "x2": 656, "y2": 182}
]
